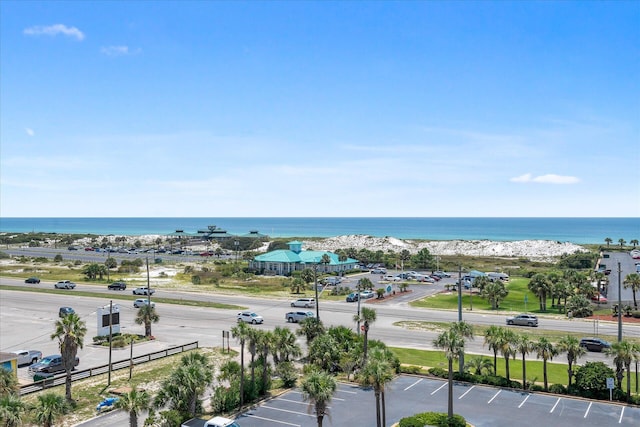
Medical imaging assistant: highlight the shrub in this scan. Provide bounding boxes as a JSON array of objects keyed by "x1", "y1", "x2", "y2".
[
  {"x1": 53, "y1": 254, "x2": 63, "y2": 262},
  {"x1": 632, "y1": 311, "x2": 640, "y2": 318},
  {"x1": 574, "y1": 362, "x2": 615, "y2": 399},
  {"x1": 399, "y1": 412, "x2": 466, "y2": 427},
  {"x1": 428, "y1": 367, "x2": 448, "y2": 379},
  {"x1": 191, "y1": 275, "x2": 201, "y2": 285},
  {"x1": 529, "y1": 384, "x2": 545, "y2": 392},
  {"x1": 276, "y1": 361, "x2": 298, "y2": 388},
  {"x1": 549, "y1": 384, "x2": 567, "y2": 394},
  {"x1": 401, "y1": 365, "x2": 423, "y2": 375}
]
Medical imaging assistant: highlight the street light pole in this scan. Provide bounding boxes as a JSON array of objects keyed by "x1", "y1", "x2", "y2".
[
  {"x1": 314, "y1": 261, "x2": 320, "y2": 320},
  {"x1": 617, "y1": 261, "x2": 622, "y2": 342}
]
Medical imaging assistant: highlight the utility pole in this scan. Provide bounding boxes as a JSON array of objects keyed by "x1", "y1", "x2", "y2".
[
  {"x1": 314, "y1": 261, "x2": 320, "y2": 320},
  {"x1": 107, "y1": 300, "x2": 113, "y2": 386},
  {"x1": 356, "y1": 281, "x2": 362, "y2": 336},
  {"x1": 457, "y1": 266, "x2": 464, "y2": 373},
  {"x1": 618, "y1": 262, "x2": 622, "y2": 342}
]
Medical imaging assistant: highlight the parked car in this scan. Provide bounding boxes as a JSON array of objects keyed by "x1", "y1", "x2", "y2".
[
  {"x1": 25, "y1": 277, "x2": 41, "y2": 284},
  {"x1": 285, "y1": 311, "x2": 315, "y2": 323},
  {"x1": 506, "y1": 313, "x2": 538, "y2": 327},
  {"x1": 28, "y1": 354, "x2": 79, "y2": 375},
  {"x1": 591, "y1": 294, "x2": 608, "y2": 303},
  {"x1": 322, "y1": 276, "x2": 341, "y2": 285},
  {"x1": 384, "y1": 275, "x2": 402, "y2": 282},
  {"x1": 108, "y1": 281, "x2": 127, "y2": 290},
  {"x1": 132, "y1": 287, "x2": 155, "y2": 295},
  {"x1": 67, "y1": 246, "x2": 78, "y2": 251},
  {"x1": 360, "y1": 290, "x2": 375, "y2": 299},
  {"x1": 11, "y1": 350, "x2": 42, "y2": 366},
  {"x1": 579, "y1": 337, "x2": 611, "y2": 352},
  {"x1": 346, "y1": 292, "x2": 360, "y2": 302},
  {"x1": 237, "y1": 311, "x2": 264, "y2": 324},
  {"x1": 371, "y1": 268, "x2": 387, "y2": 274},
  {"x1": 54, "y1": 280, "x2": 76, "y2": 289},
  {"x1": 200, "y1": 416, "x2": 240, "y2": 427},
  {"x1": 58, "y1": 307, "x2": 75, "y2": 317},
  {"x1": 291, "y1": 298, "x2": 316, "y2": 308},
  {"x1": 134, "y1": 298, "x2": 155, "y2": 308},
  {"x1": 433, "y1": 271, "x2": 451, "y2": 278}
]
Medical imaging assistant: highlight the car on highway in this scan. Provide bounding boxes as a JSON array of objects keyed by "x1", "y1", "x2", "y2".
[
  {"x1": 54, "y1": 280, "x2": 76, "y2": 289},
  {"x1": 25, "y1": 277, "x2": 41, "y2": 284},
  {"x1": 108, "y1": 281, "x2": 127, "y2": 290},
  {"x1": 237, "y1": 311, "x2": 264, "y2": 324},
  {"x1": 28, "y1": 354, "x2": 79, "y2": 375},
  {"x1": 132, "y1": 287, "x2": 155, "y2": 295},
  {"x1": 360, "y1": 290, "x2": 375, "y2": 299},
  {"x1": 291, "y1": 298, "x2": 315, "y2": 308},
  {"x1": 58, "y1": 306, "x2": 75, "y2": 317},
  {"x1": 346, "y1": 292, "x2": 359, "y2": 302},
  {"x1": 10, "y1": 349, "x2": 42, "y2": 366},
  {"x1": 506, "y1": 313, "x2": 538, "y2": 327},
  {"x1": 579, "y1": 337, "x2": 611, "y2": 352},
  {"x1": 133, "y1": 298, "x2": 155, "y2": 308},
  {"x1": 285, "y1": 311, "x2": 315, "y2": 323}
]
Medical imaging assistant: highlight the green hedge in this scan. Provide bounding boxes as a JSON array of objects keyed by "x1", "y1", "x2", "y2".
[{"x1": 399, "y1": 412, "x2": 466, "y2": 427}]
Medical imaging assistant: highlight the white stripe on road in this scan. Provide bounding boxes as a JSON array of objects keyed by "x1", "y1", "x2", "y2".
[
  {"x1": 431, "y1": 382, "x2": 447, "y2": 395},
  {"x1": 277, "y1": 398, "x2": 311, "y2": 406},
  {"x1": 518, "y1": 394, "x2": 530, "y2": 408},
  {"x1": 458, "y1": 386, "x2": 475, "y2": 399},
  {"x1": 404, "y1": 378, "x2": 423, "y2": 391},
  {"x1": 263, "y1": 405, "x2": 315, "y2": 417},
  {"x1": 245, "y1": 414, "x2": 301, "y2": 426},
  {"x1": 584, "y1": 402, "x2": 592, "y2": 418},
  {"x1": 550, "y1": 397, "x2": 561, "y2": 413},
  {"x1": 488, "y1": 390, "x2": 501, "y2": 404},
  {"x1": 289, "y1": 390, "x2": 344, "y2": 401},
  {"x1": 336, "y1": 389, "x2": 358, "y2": 394},
  {"x1": 619, "y1": 406, "x2": 625, "y2": 423}
]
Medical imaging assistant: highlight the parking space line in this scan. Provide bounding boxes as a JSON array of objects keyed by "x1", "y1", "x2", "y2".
[
  {"x1": 584, "y1": 402, "x2": 592, "y2": 418},
  {"x1": 244, "y1": 414, "x2": 301, "y2": 426},
  {"x1": 550, "y1": 397, "x2": 561, "y2": 413},
  {"x1": 263, "y1": 405, "x2": 315, "y2": 417},
  {"x1": 431, "y1": 382, "x2": 447, "y2": 395},
  {"x1": 518, "y1": 394, "x2": 530, "y2": 408},
  {"x1": 277, "y1": 398, "x2": 311, "y2": 406},
  {"x1": 458, "y1": 386, "x2": 475, "y2": 399},
  {"x1": 404, "y1": 378, "x2": 423, "y2": 391},
  {"x1": 619, "y1": 406, "x2": 624, "y2": 423},
  {"x1": 289, "y1": 390, "x2": 344, "y2": 401},
  {"x1": 488, "y1": 390, "x2": 501, "y2": 404},
  {"x1": 336, "y1": 389, "x2": 358, "y2": 394}
]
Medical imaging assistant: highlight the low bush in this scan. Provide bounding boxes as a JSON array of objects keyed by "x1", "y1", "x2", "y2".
[
  {"x1": 399, "y1": 412, "x2": 466, "y2": 427},
  {"x1": 428, "y1": 367, "x2": 448, "y2": 379},
  {"x1": 549, "y1": 384, "x2": 567, "y2": 394},
  {"x1": 401, "y1": 365, "x2": 423, "y2": 375}
]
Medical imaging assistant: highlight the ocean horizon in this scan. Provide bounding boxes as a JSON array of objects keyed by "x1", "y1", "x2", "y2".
[{"x1": 0, "y1": 217, "x2": 638, "y2": 245}]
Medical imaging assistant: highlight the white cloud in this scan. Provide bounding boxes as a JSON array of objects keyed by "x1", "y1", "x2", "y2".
[
  {"x1": 101, "y1": 46, "x2": 140, "y2": 56},
  {"x1": 25, "y1": 128, "x2": 34, "y2": 137},
  {"x1": 23, "y1": 24, "x2": 85, "y2": 41},
  {"x1": 511, "y1": 173, "x2": 580, "y2": 184}
]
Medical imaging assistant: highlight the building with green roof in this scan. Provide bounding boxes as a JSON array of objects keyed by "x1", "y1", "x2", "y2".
[{"x1": 249, "y1": 241, "x2": 358, "y2": 276}]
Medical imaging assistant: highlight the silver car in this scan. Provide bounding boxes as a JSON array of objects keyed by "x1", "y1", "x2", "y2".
[
  {"x1": 54, "y1": 280, "x2": 76, "y2": 289},
  {"x1": 506, "y1": 313, "x2": 538, "y2": 327},
  {"x1": 237, "y1": 311, "x2": 264, "y2": 324}
]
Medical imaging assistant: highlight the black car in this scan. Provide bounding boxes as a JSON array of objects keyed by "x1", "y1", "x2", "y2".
[
  {"x1": 108, "y1": 281, "x2": 127, "y2": 290},
  {"x1": 25, "y1": 277, "x2": 41, "y2": 284},
  {"x1": 580, "y1": 337, "x2": 611, "y2": 352}
]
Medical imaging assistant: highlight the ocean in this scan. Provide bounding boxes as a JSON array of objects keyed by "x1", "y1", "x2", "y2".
[{"x1": 0, "y1": 217, "x2": 638, "y2": 244}]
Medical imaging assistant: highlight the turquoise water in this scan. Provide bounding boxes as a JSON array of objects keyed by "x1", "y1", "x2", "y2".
[{"x1": 0, "y1": 217, "x2": 638, "y2": 244}]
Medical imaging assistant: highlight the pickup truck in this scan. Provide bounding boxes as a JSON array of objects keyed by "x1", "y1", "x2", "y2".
[
  {"x1": 11, "y1": 350, "x2": 42, "y2": 366},
  {"x1": 28, "y1": 354, "x2": 79, "y2": 375},
  {"x1": 132, "y1": 287, "x2": 155, "y2": 295}
]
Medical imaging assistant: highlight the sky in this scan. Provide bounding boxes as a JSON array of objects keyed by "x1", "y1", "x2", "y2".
[{"x1": 1, "y1": 1, "x2": 639, "y2": 218}]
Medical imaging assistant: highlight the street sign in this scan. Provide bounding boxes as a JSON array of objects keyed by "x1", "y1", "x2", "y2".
[
  {"x1": 386, "y1": 285, "x2": 392, "y2": 293},
  {"x1": 606, "y1": 377, "x2": 615, "y2": 389}
]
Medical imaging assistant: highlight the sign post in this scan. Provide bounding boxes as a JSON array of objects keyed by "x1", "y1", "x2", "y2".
[{"x1": 607, "y1": 377, "x2": 615, "y2": 401}]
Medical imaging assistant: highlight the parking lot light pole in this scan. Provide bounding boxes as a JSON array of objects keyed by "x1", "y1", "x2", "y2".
[
  {"x1": 314, "y1": 260, "x2": 320, "y2": 320},
  {"x1": 617, "y1": 262, "x2": 622, "y2": 342}
]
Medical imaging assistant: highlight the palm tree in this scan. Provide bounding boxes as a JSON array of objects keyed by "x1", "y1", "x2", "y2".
[
  {"x1": 480, "y1": 280, "x2": 509, "y2": 309},
  {"x1": 51, "y1": 312, "x2": 87, "y2": 402},
  {"x1": 359, "y1": 348, "x2": 394, "y2": 427},
  {"x1": 515, "y1": 334, "x2": 533, "y2": 389},
  {"x1": 231, "y1": 322, "x2": 252, "y2": 409},
  {"x1": 353, "y1": 307, "x2": 377, "y2": 365},
  {"x1": 271, "y1": 326, "x2": 301, "y2": 365},
  {"x1": 32, "y1": 393, "x2": 69, "y2": 427},
  {"x1": 606, "y1": 340, "x2": 638, "y2": 398},
  {"x1": 0, "y1": 394, "x2": 27, "y2": 427},
  {"x1": 433, "y1": 327, "x2": 465, "y2": 420},
  {"x1": 528, "y1": 274, "x2": 550, "y2": 311},
  {"x1": 297, "y1": 317, "x2": 325, "y2": 345},
  {"x1": 256, "y1": 330, "x2": 273, "y2": 395},
  {"x1": 631, "y1": 239, "x2": 639, "y2": 249},
  {"x1": 301, "y1": 370, "x2": 337, "y2": 427},
  {"x1": 134, "y1": 304, "x2": 159, "y2": 338},
  {"x1": 465, "y1": 356, "x2": 493, "y2": 375},
  {"x1": 484, "y1": 325, "x2": 502, "y2": 374},
  {"x1": 0, "y1": 369, "x2": 18, "y2": 397},
  {"x1": 495, "y1": 328, "x2": 517, "y2": 382},
  {"x1": 451, "y1": 321, "x2": 474, "y2": 373},
  {"x1": 115, "y1": 386, "x2": 151, "y2": 427},
  {"x1": 618, "y1": 238, "x2": 626, "y2": 248},
  {"x1": 623, "y1": 273, "x2": 640, "y2": 309},
  {"x1": 556, "y1": 335, "x2": 586, "y2": 387},
  {"x1": 605, "y1": 237, "x2": 612, "y2": 247},
  {"x1": 534, "y1": 337, "x2": 557, "y2": 391}
]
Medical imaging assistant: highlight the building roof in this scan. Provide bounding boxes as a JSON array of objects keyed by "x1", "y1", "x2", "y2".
[{"x1": 253, "y1": 249, "x2": 357, "y2": 265}]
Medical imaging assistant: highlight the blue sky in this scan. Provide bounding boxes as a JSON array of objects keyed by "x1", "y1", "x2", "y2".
[{"x1": 1, "y1": 1, "x2": 638, "y2": 217}]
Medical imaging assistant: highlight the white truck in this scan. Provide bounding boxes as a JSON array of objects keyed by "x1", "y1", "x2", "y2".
[
  {"x1": 181, "y1": 416, "x2": 240, "y2": 427},
  {"x1": 11, "y1": 349, "x2": 42, "y2": 366}
]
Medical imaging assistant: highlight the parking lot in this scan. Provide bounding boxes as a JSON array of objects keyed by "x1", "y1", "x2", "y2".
[{"x1": 234, "y1": 375, "x2": 640, "y2": 427}]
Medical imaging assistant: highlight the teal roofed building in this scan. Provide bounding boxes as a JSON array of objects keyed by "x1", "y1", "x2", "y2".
[{"x1": 249, "y1": 241, "x2": 358, "y2": 276}]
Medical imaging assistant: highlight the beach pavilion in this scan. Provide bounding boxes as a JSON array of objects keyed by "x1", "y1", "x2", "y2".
[{"x1": 249, "y1": 241, "x2": 358, "y2": 276}]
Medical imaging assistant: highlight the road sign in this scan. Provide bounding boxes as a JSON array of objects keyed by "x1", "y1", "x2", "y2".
[
  {"x1": 386, "y1": 285, "x2": 392, "y2": 293},
  {"x1": 606, "y1": 377, "x2": 615, "y2": 389},
  {"x1": 361, "y1": 325, "x2": 365, "y2": 331}
]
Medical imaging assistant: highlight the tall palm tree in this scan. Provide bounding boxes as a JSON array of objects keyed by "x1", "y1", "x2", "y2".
[
  {"x1": 605, "y1": 237, "x2": 612, "y2": 247},
  {"x1": 134, "y1": 304, "x2": 159, "y2": 338},
  {"x1": 606, "y1": 340, "x2": 638, "y2": 398},
  {"x1": 484, "y1": 325, "x2": 502, "y2": 375},
  {"x1": 480, "y1": 280, "x2": 509, "y2": 309},
  {"x1": 534, "y1": 337, "x2": 557, "y2": 391},
  {"x1": 618, "y1": 238, "x2": 626, "y2": 248},
  {"x1": 51, "y1": 312, "x2": 87, "y2": 402},
  {"x1": 0, "y1": 369, "x2": 18, "y2": 397},
  {"x1": 528, "y1": 274, "x2": 550, "y2": 311},
  {"x1": 0, "y1": 394, "x2": 27, "y2": 427},
  {"x1": 630, "y1": 239, "x2": 639, "y2": 249},
  {"x1": 297, "y1": 317, "x2": 325, "y2": 345},
  {"x1": 231, "y1": 321, "x2": 251, "y2": 409},
  {"x1": 451, "y1": 321, "x2": 474, "y2": 374},
  {"x1": 623, "y1": 273, "x2": 640, "y2": 309},
  {"x1": 495, "y1": 328, "x2": 517, "y2": 382},
  {"x1": 271, "y1": 326, "x2": 301, "y2": 365},
  {"x1": 515, "y1": 334, "x2": 533, "y2": 389},
  {"x1": 246, "y1": 327, "x2": 259, "y2": 387},
  {"x1": 115, "y1": 386, "x2": 151, "y2": 427},
  {"x1": 433, "y1": 328, "x2": 465, "y2": 420},
  {"x1": 301, "y1": 370, "x2": 337, "y2": 427},
  {"x1": 256, "y1": 330, "x2": 273, "y2": 395},
  {"x1": 359, "y1": 348, "x2": 394, "y2": 427},
  {"x1": 556, "y1": 335, "x2": 586, "y2": 387},
  {"x1": 32, "y1": 393, "x2": 69, "y2": 427},
  {"x1": 353, "y1": 307, "x2": 377, "y2": 365}
]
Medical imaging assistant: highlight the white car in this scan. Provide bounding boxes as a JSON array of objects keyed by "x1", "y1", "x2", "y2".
[
  {"x1": 290, "y1": 298, "x2": 316, "y2": 308},
  {"x1": 54, "y1": 280, "x2": 76, "y2": 289},
  {"x1": 360, "y1": 290, "x2": 375, "y2": 299},
  {"x1": 384, "y1": 275, "x2": 402, "y2": 282},
  {"x1": 237, "y1": 311, "x2": 264, "y2": 324},
  {"x1": 133, "y1": 298, "x2": 155, "y2": 308},
  {"x1": 132, "y1": 287, "x2": 155, "y2": 295}
]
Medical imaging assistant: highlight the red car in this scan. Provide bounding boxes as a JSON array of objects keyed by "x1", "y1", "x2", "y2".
[
  {"x1": 84, "y1": 247, "x2": 95, "y2": 251},
  {"x1": 591, "y1": 294, "x2": 608, "y2": 303},
  {"x1": 200, "y1": 251, "x2": 214, "y2": 257}
]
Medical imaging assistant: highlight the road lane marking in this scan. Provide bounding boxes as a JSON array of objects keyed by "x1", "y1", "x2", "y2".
[
  {"x1": 431, "y1": 382, "x2": 447, "y2": 395},
  {"x1": 404, "y1": 378, "x2": 423, "y2": 391},
  {"x1": 290, "y1": 390, "x2": 344, "y2": 401},
  {"x1": 459, "y1": 386, "x2": 475, "y2": 399},
  {"x1": 584, "y1": 402, "x2": 592, "y2": 418},
  {"x1": 245, "y1": 414, "x2": 301, "y2": 426},
  {"x1": 488, "y1": 390, "x2": 501, "y2": 404},
  {"x1": 263, "y1": 405, "x2": 315, "y2": 417},
  {"x1": 619, "y1": 406, "x2": 625, "y2": 423},
  {"x1": 277, "y1": 398, "x2": 310, "y2": 406},
  {"x1": 550, "y1": 397, "x2": 561, "y2": 413},
  {"x1": 518, "y1": 394, "x2": 530, "y2": 408},
  {"x1": 336, "y1": 389, "x2": 358, "y2": 394}
]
